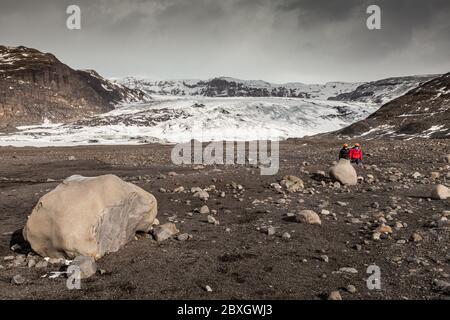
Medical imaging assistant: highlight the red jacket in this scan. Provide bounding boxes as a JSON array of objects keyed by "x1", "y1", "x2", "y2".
[{"x1": 349, "y1": 148, "x2": 363, "y2": 160}]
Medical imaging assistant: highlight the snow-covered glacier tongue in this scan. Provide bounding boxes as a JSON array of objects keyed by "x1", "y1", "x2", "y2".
[{"x1": 0, "y1": 96, "x2": 377, "y2": 147}]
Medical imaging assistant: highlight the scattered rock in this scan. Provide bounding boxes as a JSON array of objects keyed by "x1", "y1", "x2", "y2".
[
  {"x1": 10, "y1": 244, "x2": 21, "y2": 252},
  {"x1": 35, "y1": 260, "x2": 48, "y2": 268},
  {"x1": 152, "y1": 223, "x2": 179, "y2": 242},
  {"x1": 267, "y1": 226, "x2": 276, "y2": 236},
  {"x1": 346, "y1": 285, "x2": 357, "y2": 294},
  {"x1": 282, "y1": 232, "x2": 291, "y2": 240},
  {"x1": 193, "y1": 190, "x2": 209, "y2": 201},
  {"x1": 410, "y1": 232, "x2": 423, "y2": 242},
  {"x1": 176, "y1": 233, "x2": 191, "y2": 241},
  {"x1": 71, "y1": 255, "x2": 97, "y2": 279},
  {"x1": 328, "y1": 290, "x2": 342, "y2": 300},
  {"x1": 431, "y1": 184, "x2": 450, "y2": 200},
  {"x1": 295, "y1": 210, "x2": 321, "y2": 225},
  {"x1": 200, "y1": 205, "x2": 210, "y2": 214},
  {"x1": 11, "y1": 275, "x2": 26, "y2": 285},
  {"x1": 205, "y1": 285, "x2": 213, "y2": 292},
  {"x1": 207, "y1": 215, "x2": 219, "y2": 225},
  {"x1": 338, "y1": 267, "x2": 358, "y2": 274},
  {"x1": 280, "y1": 175, "x2": 304, "y2": 193}
]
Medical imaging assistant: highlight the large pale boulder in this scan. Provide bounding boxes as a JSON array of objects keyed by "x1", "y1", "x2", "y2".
[
  {"x1": 431, "y1": 184, "x2": 450, "y2": 200},
  {"x1": 23, "y1": 174, "x2": 157, "y2": 260},
  {"x1": 329, "y1": 159, "x2": 358, "y2": 186}
]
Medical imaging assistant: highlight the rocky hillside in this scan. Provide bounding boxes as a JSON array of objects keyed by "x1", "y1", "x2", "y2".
[
  {"x1": 0, "y1": 46, "x2": 147, "y2": 130},
  {"x1": 335, "y1": 73, "x2": 450, "y2": 139},
  {"x1": 118, "y1": 77, "x2": 361, "y2": 100},
  {"x1": 329, "y1": 75, "x2": 437, "y2": 105}
]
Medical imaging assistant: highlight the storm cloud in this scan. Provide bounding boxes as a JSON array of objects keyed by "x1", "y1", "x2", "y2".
[{"x1": 0, "y1": 0, "x2": 449, "y2": 83}]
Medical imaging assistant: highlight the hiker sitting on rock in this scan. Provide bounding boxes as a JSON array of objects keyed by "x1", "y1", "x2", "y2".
[
  {"x1": 349, "y1": 143, "x2": 363, "y2": 165},
  {"x1": 339, "y1": 143, "x2": 350, "y2": 160}
]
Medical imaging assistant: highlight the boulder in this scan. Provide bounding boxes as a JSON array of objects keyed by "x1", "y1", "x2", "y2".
[
  {"x1": 431, "y1": 184, "x2": 450, "y2": 200},
  {"x1": 329, "y1": 159, "x2": 358, "y2": 186},
  {"x1": 296, "y1": 210, "x2": 321, "y2": 225},
  {"x1": 23, "y1": 174, "x2": 158, "y2": 260}
]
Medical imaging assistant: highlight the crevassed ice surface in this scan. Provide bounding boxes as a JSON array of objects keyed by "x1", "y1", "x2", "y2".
[{"x1": 0, "y1": 96, "x2": 377, "y2": 147}]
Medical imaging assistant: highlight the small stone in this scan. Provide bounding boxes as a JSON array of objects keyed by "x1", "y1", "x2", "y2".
[
  {"x1": 27, "y1": 259, "x2": 36, "y2": 268},
  {"x1": 376, "y1": 224, "x2": 393, "y2": 234},
  {"x1": 10, "y1": 244, "x2": 21, "y2": 252},
  {"x1": 296, "y1": 210, "x2": 321, "y2": 225},
  {"x1": 410, "y1": 232, "x2": 423, "y2": 242},
  {"x1": 346, "y1": 285, "x2": 357, "y2": 293},
  {"x1": 371, "y1": 202, "x2": 380, "y2": 209},
  {"x1": 3, "y1": 255, "x2": 15, "y2": 261},
  {"x1": 205, "y1": 285, "x2": 213, "y2": 292},
  {"x1": 207, "y1": 215, "x2": 219, "y2": 225},
  {"x1": 71, "y1": 256, "x2": 97, "y2": 279},
  {"x1": 338, "y1": 267, "x2": 358, "y2": 274},
  {"x1": 11, "y1": 275, "x2": 25, "y2": 285},
  {"x1": 267, "y1": 226, "x2": 276, "y2": 236},
  {"x1": 431, "y1": 184, "x2": 450, "y2": 200},
  {"x1": 35, "y1": 260, "x2": 49, "y2": 268},
  {"x1": 282, "y1": 232, "x2": 291, "y2": 240},
  {"x1": 328, "y1": 290, "x2": 342, "y2": 300},
  {"x1": 177, "y1": 233, "x2": 190, "y2": 241},
  {"x1": 194, "y1": 190, "x2": 209, "y2": 201},
  {"x1": 320, "y1": 255, "x2": 329, "y2": 263},
  {"x1": 200, "y1": 205, "x2": 210, "y2": 214},
  {"x1": 152, "y1": 223, "x2": 180, "y2": 242}
]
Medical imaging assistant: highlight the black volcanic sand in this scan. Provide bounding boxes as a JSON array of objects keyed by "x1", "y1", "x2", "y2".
[{"x1": 0, "y1": 138, "x2": 449, "y2": 300}]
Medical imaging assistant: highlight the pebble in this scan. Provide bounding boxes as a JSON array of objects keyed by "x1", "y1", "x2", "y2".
[
  {"x1": 207, "y1": 215, "x2": 219, "y2": 225},
  {"x1": 205, "y1": 285, "x2": 213, "y2": 292},
  {"x1": 200, "y1": 205, "x2": 210, "y2": 214},
  {"x1": 282, "y1": 232, "x2": 291, "y2": 240},
  {"x1": 338, "y1": 267, "x2": 358, "y2": 274},
  {"x1": 267, "y1": 226, "x2": 276, "y2": 236},
  {"x1": 346, "y1": 285, "x2": 357, "y2": 293},
  {"x1": 11, "y1": 275, "x2": 25, "y2": 285},
  {"x1": 328, "y1": 290, "x2": 342, "y2": 300}
]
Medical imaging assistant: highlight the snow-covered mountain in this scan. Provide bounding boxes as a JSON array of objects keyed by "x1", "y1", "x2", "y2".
[
  {"x1": 334, "y1": 72, "x2": 450, "y2": 139},
  {"x1": 329, "y1": 75, "x2": 437, "y2": 105},
  {"x1": 117, "y1": 77, "x2": 362, "y2": 100}
]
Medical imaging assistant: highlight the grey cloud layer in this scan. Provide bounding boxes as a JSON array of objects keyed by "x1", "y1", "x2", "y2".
[{"x1": 0, "y1": 0, "x2": 449, "y2": 83}]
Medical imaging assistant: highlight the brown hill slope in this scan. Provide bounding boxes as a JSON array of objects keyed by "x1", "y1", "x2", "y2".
[
  {"x1": 0, "y1": 46, "x2": 147, "y2": 130},
  {"x1": 335, "y1": 72, "x2": 450, "y2": 139}
]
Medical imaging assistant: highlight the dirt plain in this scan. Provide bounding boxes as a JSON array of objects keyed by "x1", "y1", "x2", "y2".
[{"x1": 0, "y1": 138, "x2": 449, "y2": 300}]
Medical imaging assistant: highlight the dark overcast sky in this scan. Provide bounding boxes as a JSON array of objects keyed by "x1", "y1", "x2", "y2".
[{"x1": 1, "y1": 0, "x2": 449, "y2": 83}]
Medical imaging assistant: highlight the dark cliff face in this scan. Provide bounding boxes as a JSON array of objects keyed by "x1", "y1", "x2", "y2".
[
  {"x1": 203, "y1": 78, "x2": 308, "y2": 98},
  {"x1": 0, "y1": 46, "x2": 146, "y2": 129},
  {"x1": 336, "y1": 73, "x2": 450, "y2": 139}
]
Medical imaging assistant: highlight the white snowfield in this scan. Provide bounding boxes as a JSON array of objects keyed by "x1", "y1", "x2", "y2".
[{"x1": 0, "y1": 96, "x2": 377, "y2": 147}]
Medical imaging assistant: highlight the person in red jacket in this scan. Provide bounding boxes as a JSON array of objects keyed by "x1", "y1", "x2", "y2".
[{"x1": 349, "y1": 143, "x2": 363, "y2": 165}]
